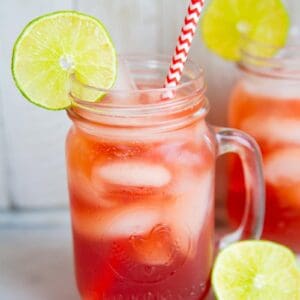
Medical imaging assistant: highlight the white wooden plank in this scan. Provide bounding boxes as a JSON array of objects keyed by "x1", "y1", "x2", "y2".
[
  {"x1": 0, "y1": 224, "x2": 79, "y2": 300},
  {"x1": 0, "y1": 93, "x2": 8, "y2": 209},
  {"x1": 159, "y1": 0, "x2": 190, "y2": 55},
  {"x1": 284, "y1": 0, "x2": 300, "y2": 36},
  {"x1": 76, "y1": 0, "x2": 161, "y2": 53},
  {"x1": 0, "y1": 0, "x2": 72, "y2": 208}
]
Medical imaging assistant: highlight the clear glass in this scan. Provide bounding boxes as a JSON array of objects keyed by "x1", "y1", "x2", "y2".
[
  {"x1": 66, "y1": 55, "x2": 264, "y2": 299},
  {"x1": 228, "y1": 41, "x2": 300, "y2": 252}
]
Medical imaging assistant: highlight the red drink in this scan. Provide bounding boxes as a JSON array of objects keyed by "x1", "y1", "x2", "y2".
[
  {"x1": 66, "y1": 56, "x2": 264, "y2": 299},
  {"x1": 228, "y1": 75, "x2": 300, "y2": 252},
  {"x1": 66, "y1": 119, "x2": 214, "y2": 299}
]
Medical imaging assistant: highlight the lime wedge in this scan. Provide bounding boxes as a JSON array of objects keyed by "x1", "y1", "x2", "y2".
[
  {"x1": 12, "y1": 11, "x2": 117, "y2": 110},
  {"x1": 201, "y1": 0, "x2": 290, "y2": 61},
  {"x1": 212, "y1": 241, "x2": 300, "y2": 300}
]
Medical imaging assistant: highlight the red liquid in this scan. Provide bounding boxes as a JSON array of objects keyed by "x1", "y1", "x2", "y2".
[
  {"x1": 228, "y1": 81, "x2": 300, "y2": 252},
  {"x1": 66, "y1": 119, "x2": 215, "y2": 299}
]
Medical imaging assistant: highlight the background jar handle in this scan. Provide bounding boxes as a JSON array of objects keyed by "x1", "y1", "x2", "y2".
[{"x1": 213, "y1": 126, "x2": 265, "y2": 249}]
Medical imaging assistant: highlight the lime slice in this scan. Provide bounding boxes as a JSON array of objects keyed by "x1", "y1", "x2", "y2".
[
  {"x1": 12, "y1": 11, "x2": 117, "y2": 110},
  {"x1": 212, "y1": 241, "x2": 300, "y2": 300},
  {"x1": 201, "y1": 0, "x2": 290, "y2": 61}
]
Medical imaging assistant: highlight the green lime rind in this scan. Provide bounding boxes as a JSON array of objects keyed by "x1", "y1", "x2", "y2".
[
  {"x1": 201, "y1": 0, "x2": 290, "y2": 61},
  {"x1": 212, "y1": 241, "x2": 300, "y2": 300},
  {"x1": 12, "y1": 10, "x2": 117, "y2": 110}
]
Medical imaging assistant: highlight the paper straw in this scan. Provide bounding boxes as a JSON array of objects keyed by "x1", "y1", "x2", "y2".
[{"x1": 164, "y1": 0, "x2": 205, "y2": 99}]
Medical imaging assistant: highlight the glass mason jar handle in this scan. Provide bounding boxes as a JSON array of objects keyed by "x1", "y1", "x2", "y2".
[{"x1": 214, "y1": 126, "x2": 265, "y2": 249}]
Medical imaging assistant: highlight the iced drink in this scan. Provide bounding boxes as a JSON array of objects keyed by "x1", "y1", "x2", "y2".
[
  {"x1": 228, "y1": 69, "x2": 300, "y2": 252},
  {"x1": 66, "y1": 59, "x2": 216, "y2": 298},
  {"x1": 66, "y1": 56, "x2": 264, "y2": 299},
  {"x1": 66, "y1": 109, "x2": 214, "y2": 298}
]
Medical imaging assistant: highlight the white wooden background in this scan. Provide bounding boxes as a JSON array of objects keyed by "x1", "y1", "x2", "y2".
[{"x1": 0, "y1": 0, "x2": 299, "y2": 210}]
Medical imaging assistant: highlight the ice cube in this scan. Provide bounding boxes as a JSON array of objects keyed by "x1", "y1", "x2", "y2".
[
  {"x1": 114, "y1": 57, "x2": 137, "y2": 90},
  {"x1": 264, "y1": 148, "x2": 300, "y2": 206},
  {"x1": 68, "y1": 171, "x2": 116, "y2": 208},
  {"x1": 243, "y1": 78, "x2": 300, "y2": 100},
  {"x1": 264, "y1": 148, "x2": 300, "y2": 184},
  {"x1": 72, "y1": 205, "x2": 161, "y2": 240},
  {"x1": 103, "y1": 57, "x2": 140, "y2": 105},
  {"x1": 241, "y1": 116, "x2": 300, "y2": 144},
  {"x1": 172, "y1": 170, "x2": 213, "y2": 237},
  {"x1": 105, "y1": 206, "x2": 161, "y2": 238},
  {"x1": 92, "y1": 161, "x2": 171, "y2": 188},
  {"x1": 167, "y1": 169, "x2": 213, "y2": 257}
]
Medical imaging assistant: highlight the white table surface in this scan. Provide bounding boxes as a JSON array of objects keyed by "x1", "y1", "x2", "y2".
[{"x1": 0, "y1": 211, "x2": 80, "y2": 300}]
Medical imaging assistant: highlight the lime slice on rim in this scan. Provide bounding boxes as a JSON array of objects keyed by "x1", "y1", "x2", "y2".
[
  {"x1": 201, "y1": 0, "x2": 290, "y2": 61},
  {"x1": 12, "y1": 11, "x2": 117, "y2": 110},
  {"x1": 212, "y1": 241, "x2": 300, "y2": 300}
]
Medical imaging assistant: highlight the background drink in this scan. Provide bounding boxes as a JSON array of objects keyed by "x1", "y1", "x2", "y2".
[{"x1": 228, "y1": 47, "x2": 300, "y2": 252}]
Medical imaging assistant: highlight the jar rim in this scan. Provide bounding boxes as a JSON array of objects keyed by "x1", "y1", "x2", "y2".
[
  {"x1": 68, "y1": 54, "x2": 208, "y2": 120},
  {"x1": 238, "y1": 38, "x2": 300, "y2": 81}
]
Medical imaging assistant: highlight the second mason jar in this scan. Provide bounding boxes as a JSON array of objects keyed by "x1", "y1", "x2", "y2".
[{"x1": 228, "y1": 43, "x2": 300, "y2": 252}]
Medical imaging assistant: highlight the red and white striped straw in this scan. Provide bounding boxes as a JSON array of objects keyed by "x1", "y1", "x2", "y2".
[{"x1": 164, "y1": 0, "x2": 205, "y2": 99}]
